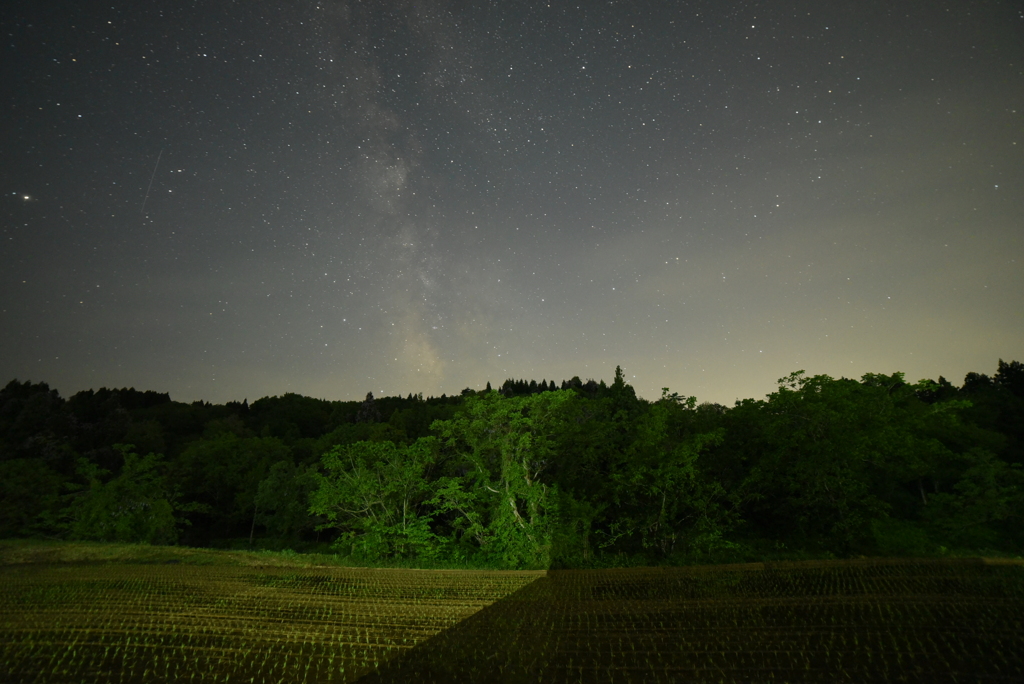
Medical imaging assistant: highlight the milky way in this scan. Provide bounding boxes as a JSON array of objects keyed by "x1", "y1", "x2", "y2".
[{"x1": 2, "y1": 0, "x2": 1022, "y2": 404}]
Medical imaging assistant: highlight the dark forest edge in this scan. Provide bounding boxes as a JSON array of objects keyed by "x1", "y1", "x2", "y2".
[{"x1": 2, "y1": 362, "x2": 1022, "y2": 570}]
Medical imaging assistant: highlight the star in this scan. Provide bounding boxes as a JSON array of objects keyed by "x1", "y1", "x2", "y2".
[{"x1": 0, "y1": 0, "x2": 1018, "y2": 405}]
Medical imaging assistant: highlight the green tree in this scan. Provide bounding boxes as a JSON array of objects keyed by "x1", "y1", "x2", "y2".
[
  {"x1": 431, "y1": 390, "x2": 575, "y2": 568},
  {"x1": 738, "y1": 371, "x2": 979, "y2": 554},
  {"x1": 252, "y1": 461, "x2": 320, "y2": 546},
  {"x1": 309, "y1": 438, "x2": 440, "y2": 560},
  {"x1": 740, "y1": 372, "x2": 893, "y2": 551},
  {"x1": 67, "y1": 444, "x2": 179, "y2": 544},
  {"x1": 921, "y1": 448, "x2": 1023, "y2": 548},
  {"x1": 172, "y1": 434, "x2": 290, "y2": 541},
  {"x1": 0, "y1": 458, "x2": 67, "y2": 537},
  {"x1": 603, "y1": 391, "x2": 733, "y2": 559}
]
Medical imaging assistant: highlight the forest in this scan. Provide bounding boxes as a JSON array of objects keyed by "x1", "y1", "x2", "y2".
[{"x1": 1, "y1": 362, "x2": 1022, "y2": 569}]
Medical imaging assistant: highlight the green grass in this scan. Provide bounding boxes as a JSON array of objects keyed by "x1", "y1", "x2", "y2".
[
  {"x1": 2, "y1": 541, "x2": 1023, "y2": 682},
  {"x1": 0, "y1": 538, "x2": 530, "y2": 571},
  {"x1": 0, "y1": 538, "x2": 359, "y2": 568}
]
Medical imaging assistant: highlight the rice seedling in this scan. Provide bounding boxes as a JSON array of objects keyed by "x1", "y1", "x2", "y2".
[
  {"x1": 363, "y1": 557, "x2": 1024, "y2": 683},
  {"x1": 0, "y1": 562, "x2": 540, "y2": 683},
  {"x1": 3, "y1": 555, "x2": 1022, "y2": 682}
]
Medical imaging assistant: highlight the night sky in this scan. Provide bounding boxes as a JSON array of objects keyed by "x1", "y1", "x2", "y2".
[{"x1": 3, "y1": 1, "x2": 1022, "y2": 406}]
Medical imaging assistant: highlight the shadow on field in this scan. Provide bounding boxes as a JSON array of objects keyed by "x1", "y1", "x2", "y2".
[
  {"x1": 356, "y1": 559, "x2": 1024, "y2": 684},
  {"x1": 355, "y1": 571, "x2": 554, "y2": 683}
]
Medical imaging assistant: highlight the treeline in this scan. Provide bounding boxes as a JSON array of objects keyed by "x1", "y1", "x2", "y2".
[{"x1": 1, "y1": 362, "x2": 1022, "y2": 568}]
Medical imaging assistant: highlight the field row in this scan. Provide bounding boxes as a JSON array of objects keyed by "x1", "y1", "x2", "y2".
[
  {"x1": 2, "y1": 559, "x2": 1022, "y2": 683},
  {"x1": 364, "y1": 559, "x2": 1024, "y2": 683},
  {"x1": 0, "y1": 563, "x2": 542, "y2": 683}
]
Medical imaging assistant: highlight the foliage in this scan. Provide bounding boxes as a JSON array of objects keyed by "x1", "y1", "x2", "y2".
[
  {"x1": 921, "y1": 448, "x2": 1024, "y2": 547},
  {"x1": 610, "y1": 427, "x2": 734, "y2": 558},
  {"x1": 3, "y1": 361, "x2": 1024, "y2": 568},
  {"x1": 737, "y1": 371, "x2": 980, "y2": 554},
  {"x1": 431, "y1": 390, "x2": 576, "y2": 568},
  {"x1": 172, "y1": 434, "x2": 290, "y2": 541},
  {"x1": 66, "y1": 445, "x2": 179, "y2": 545},
  {"x1": 253, "y1": 461, "x2": 320, "y2": 544},
  {"x1": 310, "y1": 438, "x2": 441, "y2": 559},
  {"x1": 0, "y1": 458, "x2": 66, "y2": 537}
]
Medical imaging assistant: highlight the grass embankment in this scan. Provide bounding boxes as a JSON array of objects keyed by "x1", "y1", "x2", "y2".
[
  {"x1": 2, "y1": 541, "x2": 1023, "y2": 683},
  {"x1": 0, "y1": 538, "x2": 356, "y2": 568}
]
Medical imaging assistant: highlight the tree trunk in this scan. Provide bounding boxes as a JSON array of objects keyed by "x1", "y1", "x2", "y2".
[{"x1": 249, "y1": 503, "x2": 258, "y2": 546}]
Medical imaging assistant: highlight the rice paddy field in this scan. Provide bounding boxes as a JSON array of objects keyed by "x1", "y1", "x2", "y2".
[
  {"x1": 0, "y1": 555, "x2": 541, "y2": 683},
  {"x1": 366, "y1": 558, "x2": 1024, "y2": 683},
  {"x1": 2, "y1": 545, "x2": 1022, "y2": 683}
]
